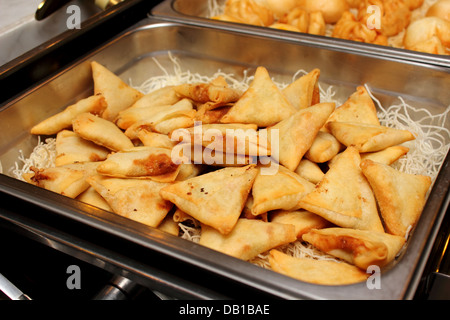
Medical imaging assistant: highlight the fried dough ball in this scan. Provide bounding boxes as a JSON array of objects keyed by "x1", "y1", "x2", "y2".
[
  {"x1": 332, "y1": 11, "x2": 388, "y2": 45},
  {"x1": 426, "y1": 0, "x2": 450, "y2": 22},
  {"x1": 296, "y1": 0, "x2": 349, "y2": 23},
  {"x1": 403, "y1": 17, "x2": 450, "y2": 55},
  {"x1": 224, "y1": 0, "x2": 275, "y2": 26},
  {"x1": 345, "y1": 0, "x2": 364, "y2": 8},
  {"x1": 254, "y1": 0, "x2": 300, "y2": 19},
  {"x1": 404, "y1": 0, "x2": 424, "y2": 10},
  {"x1": 357, "y1": 0, "x2": 411, "y2": 37},
  {"x1": 278, "y1": 7, "x2": 326, "y2": 35}
]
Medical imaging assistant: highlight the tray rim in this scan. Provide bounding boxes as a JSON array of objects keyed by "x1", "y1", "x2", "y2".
[{"x1": 150, "y1": 0, "x2": 450, "y2": 69}]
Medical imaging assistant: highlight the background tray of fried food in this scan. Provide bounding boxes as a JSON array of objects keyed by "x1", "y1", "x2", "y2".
[
  {"x1": 151, "y1": 0, "x2": 450, "y2": 67},
  {"x1": 0, "y1": 19, "x2": 449, "y2": 299}
]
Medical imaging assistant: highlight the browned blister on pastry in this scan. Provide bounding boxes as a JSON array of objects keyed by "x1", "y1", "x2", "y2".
[
  {"x1": 87, "y1": 175, "x2": 173, "y2": 228},
  {"x1": 302, "y1": 227, "x2": 406, "y2": 269},
  {"x1": 55, "y1": 130, "x2": 110, "y2": 166},
  {"x1": 91, "y1": 61, "x2": 143, "y2": 121}
]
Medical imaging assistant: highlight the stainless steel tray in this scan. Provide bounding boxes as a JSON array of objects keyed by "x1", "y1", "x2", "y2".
[
  {"x1": 151, "y1": 0, "x2": 450, "y2": 68},
  {"x1": 0, "y1": 18, "x2": 449, "y2": 300}
]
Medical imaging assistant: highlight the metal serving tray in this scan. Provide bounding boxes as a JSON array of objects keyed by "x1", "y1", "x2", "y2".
[
  {"x1": 0, "y1": 18, "x2": 449, "y2": 300},
  {"x1": 151, "y1": 0, "x2": 450, "y2": 68}
]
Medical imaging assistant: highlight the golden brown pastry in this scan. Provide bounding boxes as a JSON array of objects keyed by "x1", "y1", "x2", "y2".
[
  {"x1": 278, "y1": 8, "x2": 326, "y2": 35},
  {"x1": 251, "y1": 165, "x2": 315, "y2": 216},
  {"x1": 55, "y1": 130, "x2": 109, "y2": 166},
  {"x1": 72, "y1": 113, "x2": 134, "y2": 152},
  {"x1": 77, "y1": 186, "x2": 112, "y2": 211},
  {"x1": 91, "y1": 61, "x2": 143, "y2": 122},
  {"x1": 403, "y1": 17, "x2": 450, "y2": 55},
  {"x1": 426, "y1": 0, "x2": 450, "y2": 22},
  {"x1": 302, "y1": 228, "x2": 406, "y2": 269},
  {"x1": 268, "y1": 250, "x2": 369, "y2": 285},
  {"x1": 224, "y1": 0, "x2": 275, "y2": 26},
  {"x1": 30, "y1": 94, "x2": 107, "y2": 136},
  {"x1": 357, "y1": 0, "x2": 411, "y2": 37},
  {"x1": 28, "y1": 162, "x2": 101, "y2": 199},
  {"x1": 360, "y1": 159, "x2": 432, "y2": 237},
  {"x1": 282, "y1": 68, "x2": 321, "y2": 110},
  {"x1": 220, "y1": 66, "x2": 297, "y2": 127},
  {"x1": 174, "y1": 76, "x2": 242, "y2": 111},
  {"x1": 326, "y1": 121, "x2": 415, "y2": 153},
  {"x1": 87, "y1": 175, "x2": 173, "y2": 228},
  {"x1": 324, "y1": 86, "x2": 380, "y2": 131},
  {"x1": 127, "y1": 86, "x2": 180, "y2": 109},
  {"x1": 404, "y1": 0, "x2": 424, "y2": 10},
  {"x1": 332, "y1": 11, "x2": 388, "y2": 46},
  {"x1": 267, "y1": 102, "x2": 335, "y2": 171},
  {"x1": 304, "y1": 131, "x2": 341, "y2": 163},
  {"x1": 160, "y1": 165, "x2": 258, "y2": 234},
  {"x1": 296, "y1": 0, "x2": 349, "y2": 23},
  {"x1": 270, "y1": 209, "x2": 332, "y2": 239},
  {"x1": 299, "y1": 146, "x2": 385, "y2": 232},
  {"x1": 255, "y1": 0, "x2": 299, "y2": 18},
  {"x1": 96, "y1": 147, "x2": 180, "y2": 182},
  {"x1": 294, "y1": 159, "x2": 325, "y2": 184},
  {"x1": 199, "y1": 218, "x2": 296, "y2": 261}
]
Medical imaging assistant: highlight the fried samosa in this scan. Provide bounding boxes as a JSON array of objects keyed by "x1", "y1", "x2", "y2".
[
  {"x1": 303, "y1": 228, "x2": 406, "y2": 270},
  {"x1": 199, "y1": 218, "x2": 296, "y2": 261},
  {"x1": 268, "y1": 250, "x2": 369, "y2": 285},
  {"x1": 220, "y1": 66, "x2": 296, "y2": 127},
  {"x1": 160, "y1": 165, "x2": 258, "y2": 234},
  {"x1": 360, "y1": 159, "x2": 432, "y2": 237},
  {"x1": 299, "y1": 146, "x2": 385, "y2": 232}
]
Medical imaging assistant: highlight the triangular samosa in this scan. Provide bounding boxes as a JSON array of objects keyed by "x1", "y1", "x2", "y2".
[
  {"x1": 160, "y1": 165, "x2": 258, "y2": 234},
  {"x1": 323, "y1": 86, "x2": 380, "y2": 132},
  {"x1": 199, "y1": 218, "x2": 296, "y2": 261},
  {"x1": 268, "y1": 102, "x2": 335, "y2": 171},
  {"x1": 360, "y1": 159, "x2": 432, "y2": 237},
  {"x1": 28, "y1": 161, "x2": 100, "y2": 199},
  {"x1": 72, "y1": 112, "x2": 134, "y2": 152},
  {"x1": 282, "y1": 68, "x2": 320, "y2": 110},
  {"x1": 55, "y1": 130, "x2": 109, "y2": 166},
  {"x1": 91, "y1": 61, "x2": 143, "y2": 121},
  {"x1": 326, "y1": 121, "x2": 415, "y2": 153},
  {"x1": 299, "y1": 146, "x2": 384, "y2": 232},
  {"x1": 251, "y1": 165, "x2": 315, "y2": 216},
  {"x1": 96, "y1": 147, "x2": 180, "y2": 182},
  {"x1": 220, "y1": 67, "x2": 297, "y2": 127},
  {"x1": 268, "y1": 250, "x2": 369, "y2": 285},
  {"x1": 87, "y1": 175, "x2": 173, "y2": 228},
  {"x1": 270, "y1": 210, "x2": 332, "y2": 239},
  {"x1": 302, "y1": 228, "x2": 406, "y2": 270},
  {"x1": 31, "y1": 94, "x2": 107, "y2": 135}
]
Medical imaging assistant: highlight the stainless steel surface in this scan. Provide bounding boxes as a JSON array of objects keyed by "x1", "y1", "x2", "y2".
[
  {"x1": 151, "y1": 0, "x2": 450, "y2": 68},
  {"x1": 93, "y1": 275, "x2": 144, "y2": 300},
  {"x1": 0, "y1": 273, "x2": 32, "y2": 300},
  {"x1": 0, "y1": 0, "x2": 101, "y2": 66},
  {"x1": 0, "y1": 19, "x2": 449, "y2": 299}
]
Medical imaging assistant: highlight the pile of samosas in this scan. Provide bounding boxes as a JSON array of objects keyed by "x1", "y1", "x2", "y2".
[{"x1": 27, "y1": 61, "x2": 432, "y2": 285}]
